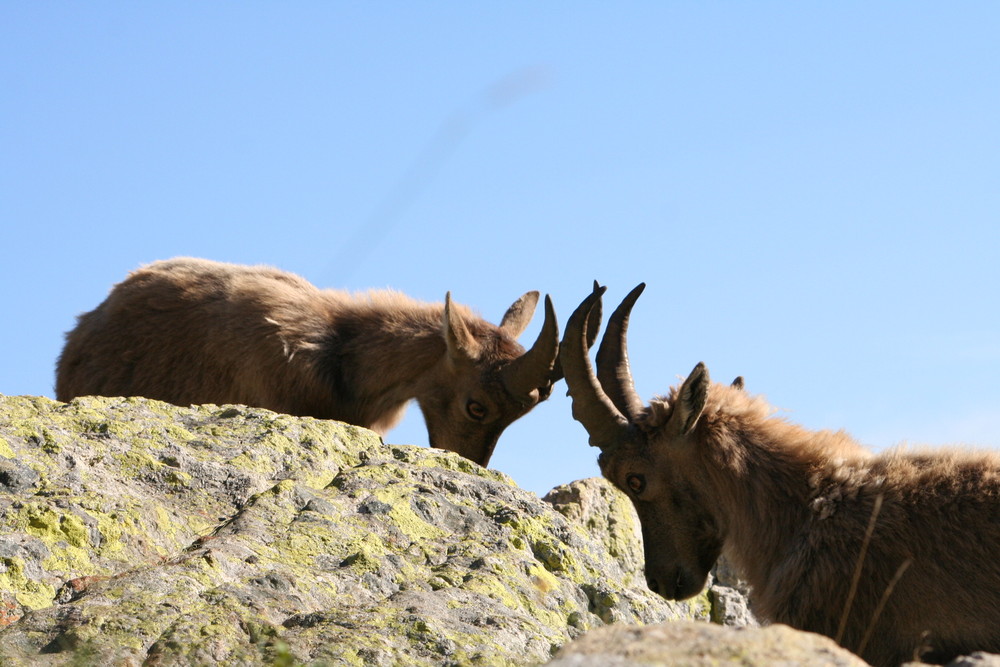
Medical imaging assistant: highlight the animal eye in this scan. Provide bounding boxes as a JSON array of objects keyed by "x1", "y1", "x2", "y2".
[
  {"x1": 626, "y1": 474, "x2": 646, "y2": 495},
  {"x1": 466, "y1": 400, "x2": 487, "y2": 421}
]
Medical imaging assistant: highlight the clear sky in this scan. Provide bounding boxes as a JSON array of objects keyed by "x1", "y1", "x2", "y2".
[{"x1": 3, "y1": 3, "x2": 999, "y2": 496}]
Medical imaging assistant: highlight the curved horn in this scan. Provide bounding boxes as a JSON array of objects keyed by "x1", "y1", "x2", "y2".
[
  {"x1": 595, "y1": 283, "x2": 646, "y2": 421},
  {"x1": 560, "y1": 286, "x2": 631, "y2": 450},
  {"x1": 501, "y1": 294, "x2": 559, "y2": 398},
  {"x1": 583, "y1": 280, "x2": 603, "y2": 351},
  {"x1": 548, "y1": 280, "x2": 603, "y2": 385}
]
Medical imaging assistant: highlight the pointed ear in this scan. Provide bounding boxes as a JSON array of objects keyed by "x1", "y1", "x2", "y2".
[
  {"x1": 674, "y1": 362, "x2": 710, "y2": 435},
  {"x1": 731, "y1": 376, "x2": 745, "y2": 391},
  {"x1": 443, "y1": 292, "x2": 480, "y2": 362},
  {"x1": 499, "y1": 291, "x2": 539, "y2": 338}
]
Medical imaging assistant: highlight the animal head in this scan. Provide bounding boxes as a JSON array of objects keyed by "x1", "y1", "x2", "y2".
[
  {"x1": 415, "y1": 290, "x2": 567, "y2": 467},
  {"x1": 560, "y1": 284, "x2": 735, "y2": 600}
]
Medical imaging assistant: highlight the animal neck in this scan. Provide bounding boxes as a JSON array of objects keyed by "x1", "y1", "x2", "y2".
[
  {"x1": 311, "y1": 293, "x2": 449, "y2": 431},
  {"x1": 697, "y1": 388, "x2": 869, "y2": 592}
]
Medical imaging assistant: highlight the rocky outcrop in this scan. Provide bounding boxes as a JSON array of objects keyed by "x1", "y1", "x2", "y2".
[
  {"x1": 0, "y1": 394, "x2": 702, "y2": 665},
  {"x1": 9, "y1": 393, "x2": 994, "y2": 666},
  {"x1": 547, "y1": 620, "x2": 870, "y2": 666}
]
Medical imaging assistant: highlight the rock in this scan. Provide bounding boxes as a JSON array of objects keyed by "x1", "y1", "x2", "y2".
[
  {"x1": 543, "y1": 477, "x2": 645, "y2": 586},
  {"x1": 708, "y1": 584, "x2": 758, "y2": 627},
  {"x1": 546, "y1": 620, "x2": 871, "y2": 666},
  {"x1": 0, "y1": 394, "x2": 699, "y2": 665},
  {"x1": 0, "y1": 458, "x2": 39, "y2": 493}
]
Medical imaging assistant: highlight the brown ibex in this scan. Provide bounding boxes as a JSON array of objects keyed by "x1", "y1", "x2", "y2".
[
  {"x1": 560, "y1": 284, "x2": 1000, "y2": 667},
  {"x1": 56, "y1": 257, "x2": 574, "y2": 466}
]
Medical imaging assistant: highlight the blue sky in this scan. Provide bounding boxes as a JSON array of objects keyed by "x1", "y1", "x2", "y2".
[{"x1": 3, "y1": 3, "x2": 999, "y2": 496}]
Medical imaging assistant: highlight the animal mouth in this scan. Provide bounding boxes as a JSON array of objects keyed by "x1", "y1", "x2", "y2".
[
  {"x1": 428, "y1": 438, "x2": 493, "y2": 468},
  {"x1": 673, "y1": 573, "x2": 703, "y2": 600},
  {"x1": 647, "y1": 568, "x2": 705, "y2": 601}
]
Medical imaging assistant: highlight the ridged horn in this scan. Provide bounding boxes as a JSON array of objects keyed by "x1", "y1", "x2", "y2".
[
  {"x1": 560, "y1": 286, "x2": 631, "y2": 450},
  {"x1": 595, "y1": 283, "x2": 646, "y2": 421},
  {"x1": 548, "y1": 280, "x2": 603, "y2": 386},
  {"x1": 501, "y1": 294, "x2": 559, "y2": 399}
]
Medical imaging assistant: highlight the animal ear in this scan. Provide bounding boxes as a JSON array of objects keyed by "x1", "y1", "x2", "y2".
[
  {"x1": 731, "y1": 376, "x2": 745, "y2": 391},
  {"x1": 443, "y1": 292, "x2": 480, "y2": 362},
  {"x1": 674, "y1": 362, "x2": 710, "y2": 435},
  {"x1": 499, "y1": 291, "x2": 539, "y2": 338}
]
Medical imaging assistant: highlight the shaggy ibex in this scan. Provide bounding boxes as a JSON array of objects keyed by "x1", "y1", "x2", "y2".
[
  {"x1": 56, "y1": 257, "x2": 572, "y2": 466},
  {"x1": 560, "y1": 284, "x2": 1000, "y2": 667}
]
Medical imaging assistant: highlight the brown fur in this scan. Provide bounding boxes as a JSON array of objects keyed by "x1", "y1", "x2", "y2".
[
  {"x1": 56, "y1": 257, "x2": 559, "y2": 466},
  {"x1": 563, "y1": 287, "x2": 1000, "y2": 667}
]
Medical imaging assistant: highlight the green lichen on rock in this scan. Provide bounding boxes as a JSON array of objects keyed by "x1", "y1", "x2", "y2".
[
  {"x1": 0, "y1": 394, "x2": 382, "y2": 620},
  {"x1": 0, "y1": 556, "x2": 56, "y2": 610},
  {"x1": 544, "y1": 477, "x2": 646, "y2": 584},
  {"x1": 0, "y1": 393, "x2": 703, "y2": 665}
]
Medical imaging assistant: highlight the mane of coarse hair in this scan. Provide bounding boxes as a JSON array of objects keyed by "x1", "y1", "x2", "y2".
[
  {"x1": 272, "y1": 285, "x2": 519, "y2": 361},
  {"x1": 635, "y1": 381, "x2": 871, "y2": 475},
  {"x1": 870, "y1": 443, "x2": 1000, "y2": 496},
  {"x1": 330, "y1": 287, "x2": 446, "y2": 335},
  {"x1": 330, "y1": 288, "x2": 517, "y2": 350}
]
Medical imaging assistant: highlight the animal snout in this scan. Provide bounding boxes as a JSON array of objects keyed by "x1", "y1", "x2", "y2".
[{"x1": 646, "y1": 568, "x2": 702, "y2": 601}]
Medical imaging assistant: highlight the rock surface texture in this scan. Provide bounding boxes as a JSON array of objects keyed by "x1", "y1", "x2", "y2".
[
  {"x1": 547, "y1": 620, "x2": 870, "y2": 667},
  {"x1": 0, "y1": 395, "x2": 698, "y2": 665},
  {"x1": 1, "y1": 394, "x2": 994, "y2": 666}
]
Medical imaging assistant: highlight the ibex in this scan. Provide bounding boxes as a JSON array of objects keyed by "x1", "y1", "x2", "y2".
[
  {"x1": 560, "y1": 284, "x2": 1000, "y2": 667},
  {"x1": 56, "y1": 257, "x2": 571, "y2": 466}
]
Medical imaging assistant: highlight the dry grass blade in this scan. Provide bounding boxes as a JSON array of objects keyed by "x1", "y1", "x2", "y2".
[
  {"x1": 836, "y1": 493, "x2": 884, "y2": 645},
  {"x1": 857, "y1": 558, "x2": 912, "y2": 657}
]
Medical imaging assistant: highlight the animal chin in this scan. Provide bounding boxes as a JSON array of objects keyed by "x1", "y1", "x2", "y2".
[
  {"x1": 647, "y1": 566, "x2": 707, "y2": 601},
  {"x1": 429, "y1": 438, "x2": 491, "y2": 467},
  {"x1": 673, "y1": 572, "x2": 708, "y2": 600}
]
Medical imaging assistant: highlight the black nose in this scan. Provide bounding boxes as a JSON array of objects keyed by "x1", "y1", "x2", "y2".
[{"x1": 645, "y1": 574, "x2": 661, "y2": 596}]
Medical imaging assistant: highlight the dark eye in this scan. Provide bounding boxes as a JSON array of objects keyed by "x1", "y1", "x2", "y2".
[
  {"x1": 466, "y1": 400, "x2": 487, "y2": 421},
  {"x1": 626, "y1": 474, "x2": 646, "y2": 495}
]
